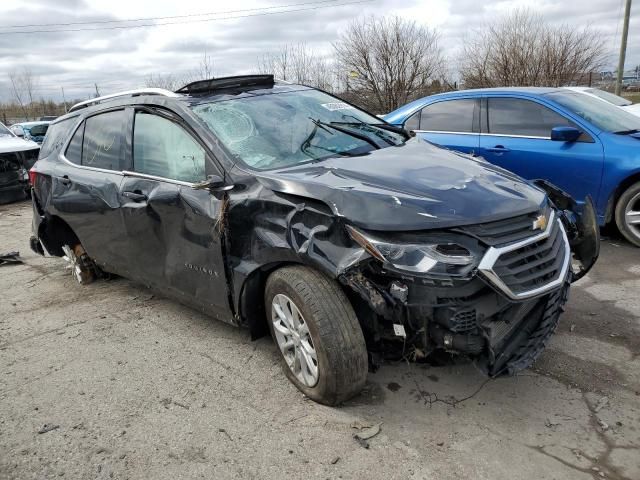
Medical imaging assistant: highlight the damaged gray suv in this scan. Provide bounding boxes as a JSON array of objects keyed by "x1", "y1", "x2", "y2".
[{"x1": 30, "y1": 76, "x2": 599, "y2": 405}]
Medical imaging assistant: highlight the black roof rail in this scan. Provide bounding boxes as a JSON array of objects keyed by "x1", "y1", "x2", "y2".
[{"x1": 175, "y1": 75, "x2": 275, "y2": 95}]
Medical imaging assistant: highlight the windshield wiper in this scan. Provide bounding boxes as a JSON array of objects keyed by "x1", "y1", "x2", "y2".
[
  {"x1": 310, "y1": 118, "x2": 381, "y2": 150},
  {"x1": 331, "y1": 114, "x2": 407, "y2": 144},
  {"x1": 614, "y1": 129, "x2": 640, "y2": 135}
]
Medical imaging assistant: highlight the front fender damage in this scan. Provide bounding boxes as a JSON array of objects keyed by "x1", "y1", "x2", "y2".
[
  {"x1": 533, "y1": 179, "x2": 600, "y2": 280},
  {"x1": 230, "y1": 181, "x2": 580, "y2": 377}
]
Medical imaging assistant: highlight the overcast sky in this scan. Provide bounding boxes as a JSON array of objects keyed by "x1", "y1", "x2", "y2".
[{"x1": 0, "y1": 0, "x2": 638, "y2": 103}]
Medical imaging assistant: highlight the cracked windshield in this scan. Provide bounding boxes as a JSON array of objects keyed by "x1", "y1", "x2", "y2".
[{"x1": 192, "y1": 89, "x2": 405, "y2": 170}]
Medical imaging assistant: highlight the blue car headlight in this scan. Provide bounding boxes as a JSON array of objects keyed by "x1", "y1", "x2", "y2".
[{"x1": 346, "y1": 225, "x2": 477, "y2": 275}]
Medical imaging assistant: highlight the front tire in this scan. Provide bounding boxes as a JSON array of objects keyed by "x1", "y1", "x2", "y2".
[
  {"x1": 265, "y1": 266, "x2": 368, "y2": 405},
  {"x1": 615, "y1": 182, "x2": 640, "y2": 247}
]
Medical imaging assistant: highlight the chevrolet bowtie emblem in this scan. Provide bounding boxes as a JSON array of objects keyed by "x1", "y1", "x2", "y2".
[{"x1": 532, "y1": 214, "x2": 548, "y2": 231}]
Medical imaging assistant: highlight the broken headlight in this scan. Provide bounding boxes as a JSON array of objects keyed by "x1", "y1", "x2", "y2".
[{"x1": 346, "y1": 225, "x2": 478, "y2": 276}]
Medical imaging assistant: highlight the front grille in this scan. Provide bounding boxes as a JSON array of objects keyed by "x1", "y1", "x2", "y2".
[
  {"x1": 460, "y1": 209, "x2": 546, "y2": 246},
  {"x1": 478, "y1": 211, "x2": 570, "y2": 300},
  {"x1": 492, "y1": 220, "x2": 565, "y2": 294}
]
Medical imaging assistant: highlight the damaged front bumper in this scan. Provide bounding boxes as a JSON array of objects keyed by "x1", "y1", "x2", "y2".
[{"x1": 339, "y1": 192, "x2": 599, "y2": 377}]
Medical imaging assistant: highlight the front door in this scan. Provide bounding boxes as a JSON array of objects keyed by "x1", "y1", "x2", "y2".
[
  {"x1": 119, "y1": 108, "x2": 232, "y2": 320},
  {"x1": 479, "y1": 97, "x2": 604, "y2": 206}
]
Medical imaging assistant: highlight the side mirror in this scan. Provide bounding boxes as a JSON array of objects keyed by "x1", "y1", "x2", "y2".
[
  {"x1": 192, "y1": 174, "x2": 233, "y2": 192},
  {"x1": 12, "y1": 126, "x2": 24, "y2": 137},
  {"x1": 551, "y1": 126, "x2": 581, "y2": 143}
]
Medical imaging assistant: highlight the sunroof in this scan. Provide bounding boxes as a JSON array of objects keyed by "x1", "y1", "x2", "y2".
[{"x1": 175, "y1": 75, "x2": 275, "y2": 95}]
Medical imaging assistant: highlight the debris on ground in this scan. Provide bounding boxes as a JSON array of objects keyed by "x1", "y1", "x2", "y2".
[
  {"x1": 594, "y1": 397, "x2": 609, "y2": 412},
  {"x1": 160, "y1": 398, "x2": 189, "y2": 409},
  {"x1": 331, "y1": 456, "x2": 340, "y2": 464},
  {"x1": 37, "y1": 424, "x2": 60, "y2": 434},
  {"x1": 353, "y1": 422, "x2": 382, "y2": 448},
  {"x1": 544, "y1": 418, "x2": 560, "y2": 428},
  {"x1": 0, "y1": 251, "x2": 23, "y2": 266}
]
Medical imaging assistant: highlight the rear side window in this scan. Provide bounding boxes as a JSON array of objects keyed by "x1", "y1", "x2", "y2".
[
  {"x1": 82, "y1": 110, "x2": 126, "y2": 170},
  {"x1": 487, "y1": 98, "x2": 573, "y2": 137},
  {"x1": 39, "y1": 117, "x2": 78, "y2": 159},
  {"x1": 418, "y1": 99, "x2": 478, "y2": 133},
  {"x1": 133, "y1": 112, "x2": 206, "y2": 183},
  {"x1": 65, "y1": 123, "x2": 84, "y2": 165}
]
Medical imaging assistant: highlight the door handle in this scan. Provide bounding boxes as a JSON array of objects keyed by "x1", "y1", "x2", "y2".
[
  {"x1": 123, "y1": 191, "x2": 148, "y2": 202},
  {"x1": 60, "y1": 175, "x2": 71, "y2": 186},
  {"x1": 486, "y1": 145, "x2": 511, "y2": 153}
]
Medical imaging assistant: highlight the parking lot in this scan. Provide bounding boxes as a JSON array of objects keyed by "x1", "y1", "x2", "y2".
[{"x1": 1, "y1": 199, "x2": 639, "y2": 480}]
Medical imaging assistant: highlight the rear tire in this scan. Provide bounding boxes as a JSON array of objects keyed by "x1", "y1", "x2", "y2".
[
  {"x1": 265, "y1": 266, "x2": 368, "y2": 405},
  {"x1": 615, "y1": 182, "x2": 640, "y2": 247}
]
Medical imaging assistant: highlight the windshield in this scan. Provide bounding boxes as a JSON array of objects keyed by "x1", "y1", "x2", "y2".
[
  {"x1": 546, "y1": 91, "x2": 640, "y2": 133},
  {"x1": 585, "y1": 88, "x2": 632, "y2": 107},
  {"x1": 191, "y1": 89, "x2": 404, "y2": 170},
  {"x1": 0, "y1": 123, "x2": 12, "y2": 137}
]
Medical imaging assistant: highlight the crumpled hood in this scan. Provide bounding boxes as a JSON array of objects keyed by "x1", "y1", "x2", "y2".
[
  {"x1": 255, "y1": 137, "x2": 546, "y2": 231},
  {"x1": 0, "y1": 136, "x2": 40, "y2": 154}
]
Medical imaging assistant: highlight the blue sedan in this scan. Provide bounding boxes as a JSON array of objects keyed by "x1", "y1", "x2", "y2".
[{"x1": 384, "y1": 87, "x2": 640, "y2": 246}]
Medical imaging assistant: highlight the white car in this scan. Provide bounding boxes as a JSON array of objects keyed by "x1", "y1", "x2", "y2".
[
  {"x1": 563, "y1": 86, "x2": 640, "y2": 117},
  {"x1": 0, "y1": 122, "x2": 40, "y2": 204},
  {"x1": 10, "y1": 120, "x2": 51, "y2": 144}
]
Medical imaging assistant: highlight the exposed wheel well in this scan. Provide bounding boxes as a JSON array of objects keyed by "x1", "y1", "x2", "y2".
[
  {"x1": 40, "y1": 215, "x2": 80, "y2": 257},
  {"x1": 240, "y1": 261, "x2": 378, "y2": 341},
  {"x1": 606, "y1": 173, "x2": 640, "y2": 224},
  {"x1": 240, "y1": 262, "x2": 299, "y2": 340}
]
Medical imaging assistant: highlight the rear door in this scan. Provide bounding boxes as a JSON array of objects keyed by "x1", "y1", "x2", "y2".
[
  {"x1": 119, "y1": 107, "x2": 232, "y2": 319},
  {"x1": 53, "y1": 109, "x2": 130, "y2": 272},
  {"x1": 406, "y1": 98, "x2": 480, "y2": 155},
  {"x1": 479, "y1": 96, "x2": 604, "y2": 204}
]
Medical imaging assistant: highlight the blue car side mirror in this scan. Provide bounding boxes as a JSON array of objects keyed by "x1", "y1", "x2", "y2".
[{"x1": 551, "y1": 126, "x2": 581, "y2": 142}]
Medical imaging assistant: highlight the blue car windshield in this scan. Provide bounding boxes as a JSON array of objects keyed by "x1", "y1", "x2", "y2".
[
  {"x1": 191, "y1": 89, "x2": 404, "y2": 170},
  {"x1": 545, "y1": 91, "x2": 640, "y2": 133}
]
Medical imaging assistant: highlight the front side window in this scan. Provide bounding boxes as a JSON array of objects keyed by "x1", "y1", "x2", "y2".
[
  {"x1": 487, "y1": 98, "x2": 573, "y2": 137},
  {"x1": 82, "y1": 110, "x2": 126, "y2": 170},
  {"x1": 133, "y1": 112, "x2": 206, "y2": 183},
  {"x1": 419, "y1": 99, "x2": 477, "y2": 133},
  {"x1": 191, "y1": 88, "x2": 405, "y2": 170}
]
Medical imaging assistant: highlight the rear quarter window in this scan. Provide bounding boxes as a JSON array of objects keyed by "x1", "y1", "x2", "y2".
[{"x1": 39, "y1": 117, "x2": 79, "y2": 159}]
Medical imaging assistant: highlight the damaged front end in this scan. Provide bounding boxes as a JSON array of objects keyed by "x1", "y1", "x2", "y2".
[{"x1": 335, "y1": 193, "x2": 598, "y2": 377}]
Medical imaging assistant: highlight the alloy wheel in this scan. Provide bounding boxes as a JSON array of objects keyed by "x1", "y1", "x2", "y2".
[
  {"x1": 624, "y1": 191, "x2": 640, "y2": 242},
  {"x1": 271, "y1": 293, "x2": 319, "y2": 387}
]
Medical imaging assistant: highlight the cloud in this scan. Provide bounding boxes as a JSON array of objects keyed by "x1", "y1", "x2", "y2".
[{"x1": 0, "y1": 0, "x2": 637, "y2": 102}]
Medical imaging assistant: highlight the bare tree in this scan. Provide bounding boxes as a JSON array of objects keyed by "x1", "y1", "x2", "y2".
[
  {"x1": 333, "y1": 16, "x2": 444, "y2": 113},
  {"x1": 144, "y1": 73, "x2": 184, "y2": 91},
  {"x1": 8, "y1": 68, "x2": 39, "y2": 120},
  {"x1": 460, "y1": 9, "x2": 606, "y2": 88},
  {"x1": 144, "y1": 51, "x2": 216, "y2": 92},
  {"x1": 195, "y1": 51, "x2": 215, "y2": 80},
  {"x1": 258, "y1": 43, "x2": 337, "y2": 91}
]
